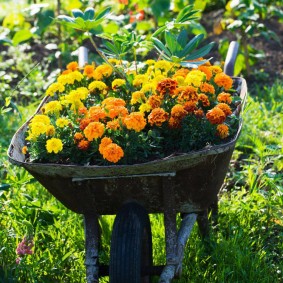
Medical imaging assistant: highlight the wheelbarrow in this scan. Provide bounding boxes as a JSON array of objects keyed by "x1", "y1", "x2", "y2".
[{"x1": 8, "y1": 41, "x2": 247, "y2": 283}]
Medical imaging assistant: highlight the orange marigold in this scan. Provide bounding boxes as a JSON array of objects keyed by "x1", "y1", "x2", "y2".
[
  {"x1": 168, "y1": 117, "x2": 181, "y2": 128},
  {"x1": 216, "y1": 103, "x2": 232, "y2": 116},
  {"x1": 198, "y1": 93, "x2": 210, "y2": 107},
  {"x1": 101, "y1": 143, "x2": 124, "y2": 163},
  {"x1": 217, "y1": 92, "x2": 232, "y2": 104},
  {"x1": 74, "y1": 132, "x2": 84, "y2": 142},
  {"x1": 123, "y1": 112, "x2": 146, "y2": 132},
  {"x1": 214, "y1": 72, "x2": 233, "y2": 90},
  {"x1": 78, "y1": 106, "x2": 88, "y2": 116},
  {"x1": 62, "y1": 69, "x2": 72, "y2": 75},
  {"x1": 79, "y1": 118, "x2": 92, "y2": 130},
  {"x1": 107, "y1": 106, "x2": 129, "y2": 119},
  {"x1": 173, "y1": 68, "x2": 189, "y2": 78},
  {"x1": 89, "y1": 106, "x2": 106, "y2": 121},
  {"x1": 102, "y1": 97, "x2": 126, "y2": 108},
  {"x1": 171, "y1": 104, "x2": 188, "y2": 119},
  {"x1": 77, "y1": 139, "x2": 90, "y2": 151},
  {"x1": 194, "y1": 109, "x2": 204, "y2": 118},
  {"x1": 147, "y1": 95, "x2": 162, "y2": 109},
  {"x1": 184, "y1": 101, "x2": 197, "y2": 113},
  {"x1": 198, "y1": 66, "x2": 213, "y2": 80},
  {"x1": 200, "y1": 82, "x2": 215, "y2": 94},
  {"x1": 216, "y1": 124, "x2": 229, "y2": 139},
  {"x1": 99, "y1": 137, "x2": 113, "y2": 155},
  {"x1": 84, "y1": 122, "x2": 105, "y2": 141},
  {"x1": 106, "y1": 119, "x2": 120, "y2": 130},
  {"x1": 83, "y1": 65, "x2": 95, "y2": 78},
  {"x1": 148, "y1": 108, "x2": 169, "y2": 126},
  {"x1": 156, "y1": 78, "x2": 178, "y2": 96},
  {"x1": 67, "y1": 61, "x2": 78, "y2": 71},
  {"x1": 206, "y1": 107, "x2": 226, "y2": 124},
  {"x1": 22, "y1": 146, "x2": 28, "y2": 154},
  {"x1": 176, "y1": 86, "x2": 198, "y2": 104}
]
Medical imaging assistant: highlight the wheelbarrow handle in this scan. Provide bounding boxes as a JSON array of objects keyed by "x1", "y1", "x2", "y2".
[
  {"x1": 78, "y1": 46, "x2": 89, "y2": 68},
  {"x1": 224, "y1": 41, "x2": 239, "y2": 77}
]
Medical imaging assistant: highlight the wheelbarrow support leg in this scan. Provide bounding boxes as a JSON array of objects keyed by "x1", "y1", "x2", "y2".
[{"x1": 84, "y1": 213, "x2": 100, "y2": 283}]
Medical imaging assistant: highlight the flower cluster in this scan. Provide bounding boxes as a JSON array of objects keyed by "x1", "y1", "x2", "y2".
[
  {"x1": 15, "y1": 236, "x2": 34, "y2": 264},
  {"x1": 23, "y1": 59, "x2": 240, "y2": 165}
]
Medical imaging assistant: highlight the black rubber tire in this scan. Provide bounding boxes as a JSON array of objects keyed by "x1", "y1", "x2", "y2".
[{"x1": 109, "y1": 202, "x2": 153, "y2": 283}]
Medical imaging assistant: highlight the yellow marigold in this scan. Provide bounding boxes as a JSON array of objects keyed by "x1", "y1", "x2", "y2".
[
  {"x1": 141, "y1": 83, "x2": 155, "y2": 94},
  {"x1": 67, "y1": 61, "x2": 78, "y2": 71},
  {"x1": 216, "y1": 103, "x2": 232, "y2": 116},
  {"x1": 139, "y1": 103, "x2": 152, "y2": 113},
  {"x1": 185, "y1": 70, "x2": 206, "y2": 87},
  {"x1": 146, "y1": 59, "x2": 155, "y2": 66},
  {"x1": 106, "y1": 119, "x2": 120, "y2": 130},
  {"x1": 148, "y1": 107, "x2": 169, "y2": 126},
  {"x1": 155, "y1": 60, "x2": 171, "y2": 72},
  {"x1": 148, "y1": 95, "x2": 162, "y2": 109},
  {"x1": 99, "y1": 137, "x2": 113, "y2": 154},
  {"x1": 217, "y1": 124, "x2": 229, "y2": 139},
  {"x1": 30, "y1": 114, "x2": 50, "y2": 125},
  {"x1": 217, "y1": 92, "x2": 232, "y2": 104},
  {"x1": 46, "y1": 125, "x2": 55, "y2": 136},
  {"x1": 101, "y1": 143, "x2": 124, "y2": 163},
  {"x1": 83, "y1": 64, "x2": 95, "y2": 78},
  {"x1": 133, "y1": 74, "x2": 147, "y2": 87},
  {"x1": 89, "y1": 106, "x2": 106, "y2": 121},
  {"x1": 200, "y1": 82, "x2": 215, "y2": 94},
  {"x1": 74, "y1": 87, "x2": 89, "y2": 100},
  {"x1": 22, "y1": 146, "x2": 28, "y2": 154},
  {"x1": 46, "y1": 138, "x2": 63, "y2": 154},
  {"x1": 74, "y1": 132, "x2": 84, "y2": 142},
  {"x1": 214, "y1": 72, "x2": 233, "y2": 90},
  {"x1": 27, "y1": 122, "x2": 48, "y2": 140},
  {"x1": 43, "y1": 100, "x2": 62, "y2": 115},
  {"x1": 210, "y1": 65, "x2": 222, "y2": 74},
  {"x1": 176, "y1": 86, "x2": 198, "y2": 104},
  {"x1": 108, "y1": 58, "x2": 121, "y2": 65},
  {"x1": 123, "y1": 112, "x2": 146, "y2": 132},
  {"x1": 112, "y1": 79, "x2": 126, "y2": 89},
  {"x1": 77, "y1": 139, "x2": 90, "y2": 151},
  {"x1": 93, "y1": 64, "x2": 113, "y2": 80},
  {"x1": 84, "y1": 122, "x2": 105, "y2": 141},
  {"x1": 46, "y1": 82, "x2": 65, "y2": 96},
  {"x1": 69, "y1": 70, "x2": 84, "y2": 82},
  {"x1": 131, "y1": 91, "x2": 146, "y2": 105},
  {"x1": 198, "y1": 66, "x2": 213, "y2": 81},
  {"x1": 206, "y1": 107, "x2": 226, "y2": 124},
  {"x1": 56, "y1": 118, "x2": 69, "y2": 128},
  {"x1": 156, "y1": 78, "x2": 178, "y2": 96},
  {"x1": 198, "y1": 93, "x2": 210, "y2": 107},
  {"x1": 88, "y1": 81, "x2": 107, "y2": 93},
  {"x1": 58, "y1": 71, "x2": 83, "y2": 85},
  {"x1": 173, "y1": 76, "x2": 186, "y2": 87},
  {"x1": 171, "y1": 104, "x2": 188, "y2": 119}
]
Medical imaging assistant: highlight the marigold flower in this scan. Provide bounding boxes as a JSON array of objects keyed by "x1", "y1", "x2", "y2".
[
  {"x1": 88, "y1": 81, "x2": 107, "y2": 93},
  {"x1": 43, "y1": 100, "x2": 62, "y2": 115},
  {"x1": 79, "y1": 118, "x2": 92, "y2": 130},
  {"x1": 133, "y1": 74, "x2": 147, "y2": 87},
  {"x1": 206, "y1": 107, "x2": 226, "y2": 124},
  {"x1": 173, "y1": 76, "x2": 186, "y2": 87},
  {"x1": 145, "y1": 59, "x2": 155, "y2": 66},
  {"x1": 183, "y1": 101, "x2": 197, "y2": 113},
  {"x1": 27, "y1": 122, "x2": 47, "y2": 140},
  {"x1": 198, "y1": 66, "x2": 213, "y2": 80},
  {"x1": 194, "y1": 109, "x2": 204, "y2": 118},
  {"x1": 89, "y1": 106, "x2": 106, "y2": 121},
  {"x1": 214, "y1": 72, "x2": 233, "y2": 90},
  {"x1": 77, "y1": 139, "x2": 90, "y2": 151},
  {"x1": 93, "y1": 64, "x2": 113, "y2": 80},
  {"x1": 176, "y1": 86, "x2": 198, "y2": 104},
  {"x1": 141, "y1": 83, "x2": 155, "y2": 94},
  {"x1": 200, "y1": 82, "x2": 215, "y2": 94},
  {"x1": 185, "y1": 70, "x2": 206, "y2": 87},
  {"x1": 112, "y1": 79, "x2": 126, "y2": 89},
  {"x1": 30, "y1": 115, "x2": 50, "y2": 125},
  {"x1": 67, "y1": 61, "x2": 78, "y2": 71},
  {"x1": 171, "y1": 104, "x2": 188, "y2": 119},
  {"x1": 101, "y1": 142, "x2": 124, "y2": 163},
  {"x1": 148, "y1": 108, "x2": 169, "y2": 126},
  {"x1": 198, "y1": 93, "x2": 210, "y2": 107},
  {"x1": 46, "y1": 125, "x2": 55, "y2": 136},
  {"x1": 210, "y1": 65, "x2": 222, "y2": 74},
  {"x1": 155, "y1": 60, "x2": 171, "y2": 72},
  {"x1": 102, "y1": 97, "x2": 126, "y2": 107},
  {"x1": 22, "y1": 146, "x2": 28, "y2": 154},
  {"x1": 99, "y1": 137, "x2": 113, "y2": 154},
  {"x1": 74, "y1": 132, "x2": 84, "y2": 142},
  {"x1": 148, "y1": 95, "x2": 162, "y2": 109},
  {"x1": 123, "y1": 112, "x2": 146, "y2": 132},
  {"x1": 173, "y1": 68, "x2": 189, "y2": 78},
  {"x1": 83, "y1": 64, "x2": 95, "y2": 78},
  {"x1": 216, "y1": 103, "x2": 232, "y2": 116},
  {"x1": 217, "y1": 124, "x2": 229, "y2": 139},
  {"x1": 168, "y1": 117, "x2": 181, "y2": 128},
  {"x1": 156, "y1": 78, "x2": 178, "y2": 96},
  {"x1": 46, "y1": 82, "x2": 65, "y2": 96},
  {"x1": 78, "y1": 107, "x2": 88, "y2": 116},
  {"x1": 131, "y1": 91, "x2": 146, "y2": 105},
  {"x1": 217, "y1": 92, "x2": 232, "y2": 104},
  {"x1": 139, "y1": 103, "x2": 151, "y2": 113},
  {"x1": 84, "y1": 122, "x2": 105, "y2": 141},
  {"x1": 106, "y1": 119, "x2": 120, "y2": 130},
  {"x1": 62, "y1": 70, "x2": 72, "y2": 75},
  {"x1": 107, "y1": 106, "x2": 129, "y2": 119},
  {"x1": 46, "y1": 138, "x2": 63, "y2": 154}
]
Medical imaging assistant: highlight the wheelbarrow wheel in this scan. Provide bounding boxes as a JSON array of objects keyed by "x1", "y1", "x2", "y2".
[{"x1": 109, "y1": 202, "x2": 153, "y2": 283}]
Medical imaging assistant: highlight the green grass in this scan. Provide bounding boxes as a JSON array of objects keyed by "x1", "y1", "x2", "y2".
[{"x1": 1, "y1": 81, "x2": 283, "y2": 282}]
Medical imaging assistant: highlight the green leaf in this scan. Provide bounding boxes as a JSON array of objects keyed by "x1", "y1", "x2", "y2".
[
  {"x1": 83, "y1": 7, "x2": 95, "y2": 20},
  {"x1": 0, "y1": 37, "x2": 12, "y2": 45},
  {"x1": 165, "y1": 31, "x2": 178, "y2": 53},
  {"x1": 57, "y1": 15, "x2": 75, "y2": 23},
  {"x1": 0, "y1": 183, "x2": 10, "y2": 191},
  {"x1": 177, "y1": 29, "x2": 188, "y2": 48},
  {"x1": 179, "y1": 34, "x2": 204, "y2": 57},
  {"x1": 72, "y1": 9, "x2": 84, "y2": 18},
  {"x1": 103, "y1": 40, "x2": 119, "y2": 54},
  {"x1": 151, "y1": 0, "x2": 170, "y2": 19},
  {"x1": 184, "y1": 42, "x2": 214, "y2": 60},
  {"x1": 151, "y1": 26, "x2": 166, "y2": 37},
  {"x1": 152, "y1": 37, "x2": 171, "y2": 57},
  {"x1": 234, "y1": 53, "x2": 245, "y2": 76},
  {"x1": 95, "y1": 7, "x2": 111, "y2": 21},
  {"x1": 12, "y1": 29, "x2": 33, "y2": 46}
]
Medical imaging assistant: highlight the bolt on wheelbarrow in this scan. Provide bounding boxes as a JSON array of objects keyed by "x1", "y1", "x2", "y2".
[{"x1": 8, "y1": 41, "x2": 247, "y2": 283}]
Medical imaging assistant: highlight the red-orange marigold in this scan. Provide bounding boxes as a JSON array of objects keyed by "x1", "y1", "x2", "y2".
[
  {"x1": 198, "y1": 93, "x2": 210, "y2": 107},
  {"x1": 206, "y1": 107, "x2": 226, "y2": 124},
  {"x1": 101, "y1": 143, "x2": 124, "y2": 163},
  {"x1": 216, "y1": 124, "x2": 229, "y2": 139},
  {"x1": 217, "y1": 92, "x2": 232, "y2": 104},
  {"x1": 148, "y1": 108, "x2": 169, "y2": 126},
  {"x1": 214, "y1": 72, "x2": 233, "y2": 90},
  {"x1": 156, "y1": 78, "x2": 178, "y2": 96},
  {"x1": 77, "y1": 139, "x2": 90, "y2": 151}
]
